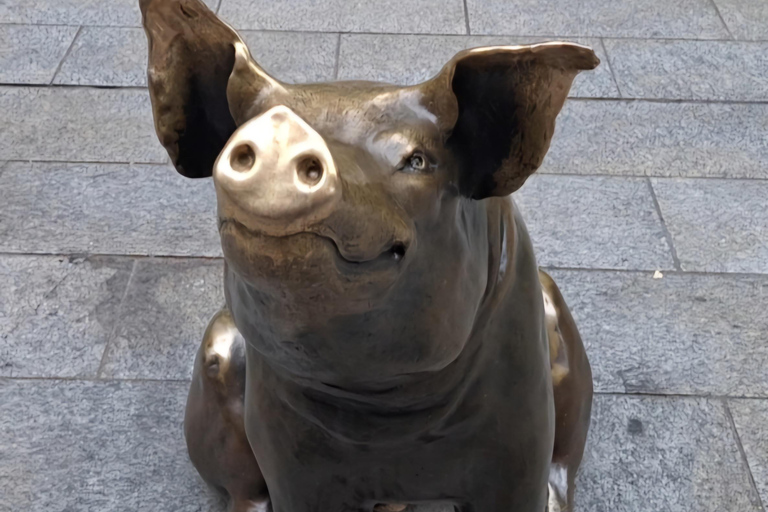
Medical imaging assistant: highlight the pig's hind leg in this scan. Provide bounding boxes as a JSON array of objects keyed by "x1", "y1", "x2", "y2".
[
  {"x1": 539, "y1": 270, "x2": 593, "y2": 512},
  {"x1": 184, "y1": 308, "x2": 270, "y2": 512}
]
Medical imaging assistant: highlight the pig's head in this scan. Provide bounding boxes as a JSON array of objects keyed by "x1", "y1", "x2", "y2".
[{"x1": 141, "y1": 0, "x2": 597, "y2": 388}]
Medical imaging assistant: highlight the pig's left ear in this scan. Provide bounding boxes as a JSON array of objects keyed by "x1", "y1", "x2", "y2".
[
  {"x1": 427, "y1": 43, "x2": 598, "y2": 198},
  {"x1": 141, "y1": 0, "x2": 279, "y2": 178}
]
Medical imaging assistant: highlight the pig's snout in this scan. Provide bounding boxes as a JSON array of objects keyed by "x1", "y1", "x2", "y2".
[{"x1": 214, "y1": 105, "x2": 341, "y2": 235}]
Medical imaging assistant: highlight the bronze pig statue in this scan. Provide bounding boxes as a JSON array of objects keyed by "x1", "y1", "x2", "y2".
[{"x1": 140, "y1": 1, "x2": 596, "y2": 511}]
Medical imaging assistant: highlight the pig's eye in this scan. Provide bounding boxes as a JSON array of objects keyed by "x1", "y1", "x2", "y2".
[{"x1": 400, "y1": 152, "x2": 431, "y2": 174}]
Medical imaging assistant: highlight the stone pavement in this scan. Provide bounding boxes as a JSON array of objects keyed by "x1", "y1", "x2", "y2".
[{"x1": 0, "y1": 0, "x2": 767, "y2": 511}]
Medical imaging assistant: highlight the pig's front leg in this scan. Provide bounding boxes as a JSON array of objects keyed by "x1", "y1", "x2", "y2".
[{"x1": 184, "y1": 308, "x2": 270, "y2": 512}]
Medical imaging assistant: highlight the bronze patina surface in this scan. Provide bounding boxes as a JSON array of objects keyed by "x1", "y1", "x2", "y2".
[{"x1": 140, "y1": 1, "x2": 597, "y2": 511}]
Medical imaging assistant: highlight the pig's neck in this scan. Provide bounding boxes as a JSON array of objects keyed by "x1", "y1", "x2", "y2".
[{"x1": 251, "y1": 199, "x2": 522, "y2": 444}]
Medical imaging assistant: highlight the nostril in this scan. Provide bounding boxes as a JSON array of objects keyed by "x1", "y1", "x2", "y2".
[
  {"x1": 391, "y1": 242, "x2": 407, "y2": 261},
  {"x1": 230, "y1": 144, "x2": 256, "y2": 172},
  {"x1": 296, "y1": 156, "x2": 324, "y2": 186}
]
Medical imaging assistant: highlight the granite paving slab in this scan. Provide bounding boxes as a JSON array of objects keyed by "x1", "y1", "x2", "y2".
[
  {"x1": 337, "y1": 34, "x2": 618, "y2": 98},
  {"x1": 99, "y1": 258, "x2": 225, "y2": 380},
  {"x1": 0, "y1": 25, "x2": 78, "y2": 85},
  {"x1": 240, "y1": 31, "x2": 338, "y2": 83},
  {"x1": 549, "y1": 269, "x2": 768, "y2": 396},
  {"x1": 53, "y1": 28, "x2": 338, "y2": 87},
  {"x1": 0, "y1": 162, "x2": 220, "y2": 257},
  {"x1": 218, "y1": 0, "x2": 466, "y2": 34},
  {"x1": 604, "y1": 39, "x2": 768, "y2": 101},
  {"x1": 465, "y1": 0, "x2": 729, "y2": 39},
  {"x1": 577, "y1": 395, "x2": 762, "y2": 512},
  {"x1": 0, "y1": 255, "x2": 133, "y2": 379},
  {"x1": 651, "y1": 178, "x2": 768, "y2": 273},
  {"x1": 714, "y1": 0, "x2": 768, "y2": 41},
  {"x1": 729, "y1": 399, "x2": 768, "y2": 506},
  {"x1": 0, "y1": 379, "x2": 224, "y2": 512},
  {"x1": 337, "y1": 34, "x2": 467, "y2": 85},
  {"x1": 514, "y1": 175, "x2": 674, "y2": 271},
  {"x1": 542, "y1": 100, "x2": 768, "y2": 179},
  {"x1": 0, "y1": 87, "x2": 166, "y2": 163},
  {"x1": 0, "y1": 0, "x2": 218, "y2": 26}
]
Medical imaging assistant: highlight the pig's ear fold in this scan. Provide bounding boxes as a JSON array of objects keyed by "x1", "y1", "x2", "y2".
[
  {"x1": 141, "y1": 0, "x2": 279, "y2": 178},
  {"x1": 430, "y1": 44, "x2": 598, "y2": 198}
]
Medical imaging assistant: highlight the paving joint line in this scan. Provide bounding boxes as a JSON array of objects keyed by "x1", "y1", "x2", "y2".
[
  {"x1": 599, "y1": 37, "x2": 623, "y2": 98},
  {"x1": 724, "y1": 400, "x2": 767, "y2": 512},
  {"x1": 333, "y1": 33, "x2": 342, "y2": 79},
  {"x1": 1, "y1": 253, "x2": 767, "y2": 278},
  {"x1": 538, "y1": 170, "x2": 768, "y2": 182},
  {"x1": 709, "y1": 0, "x2": 735, "y2": 40},
  {"x1": 646, "y1": 178, "x2": 683, "y2": 271},
  {"x1": 0, "y1": 375, "x2": 191, "y2": 384},
  {"x1": 96, "y1": 258, "x2": 137, "y2": 379},
  {"x1": 4, "y1": 82, "x2": 768, "y2": 105},
  {"x1": 49, "y1": 25, "x2": 82, "y2": 86},
  {"x1": 4, "y1": 22, "x2": 768, "y2": 41},
  {"x1": 462, "y1": 0, "x2": 471, "y2": 35}
]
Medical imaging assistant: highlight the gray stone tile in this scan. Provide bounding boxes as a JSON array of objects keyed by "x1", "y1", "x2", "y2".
[
  {"x1": 514, "y1": 175, "x2": 674, "y2": 270},
  {"x1": 465, "y1": 36, "x2": 619, "y2": 98},
  {"x1": 241, "y1": 31, "x2": 338, "y2": 84},
  {"x1": 0, "y1": 162, "x2": 220, "y2": 257},
  {"x1": 577, "y1": 395, "x2": 761, "y2": 512},
  {"x1": 0, "y1": 379, "x2": 224, "y2": 512},
  {"x1": 0, "y1": 0, "x2": 218, "y2": 26},
  {"x1": 715, "y1": 0, "x2": 768, "y2": 41},
  {"x1": 729, "y1": 399, "x2": 768, "y2": 505},
  {"x1": 337, "y1": 34, "x2": 467, "y2": 85},
  {"x1": 53, "y1": 28, "x2": 338, "y2": 87},
  {"x1": 466, "y1": 0, "x2": 729, "y2": 38},
  {"x1": 542, "y1": 100, "x2": 768, "y2": 179},
  {"x1": 54, "y1": 27, "x2": 146, "y2": 87},
  {"x1": 0, "y1": 86, "x2": 165, "y2": 163},
  {"x1": 100, "y1": 258, "x2": 224, "y2": 380},
  {"x1": 0, "y1": 25, "x2": 78, "y2": 85},
  {"x1": 218, "y1": 0, "x2": 466, "y2": 34},
  {"x1": 337, "y1": 34, "x2": 618, "y2": 96},
  {"x1": 0, "y1": 255, "x2": 132, "y2": 378},
  {"x1": 549, "y1": 270, "x2": 768, "y2": 396},
  {"x1": 651, "y1": 178, "x2": 768, "y2": 273},
  {"x1": 605, "y1": 39, "x2": 768, "y2": 101}
]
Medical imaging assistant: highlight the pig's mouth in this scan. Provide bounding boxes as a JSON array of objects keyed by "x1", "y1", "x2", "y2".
[{"x1": 219, "y1": 218, "x2": 408, "y2": 270}]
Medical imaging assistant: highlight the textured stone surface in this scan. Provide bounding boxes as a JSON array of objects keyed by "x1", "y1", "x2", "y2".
[
  {"x1": 54, "y1": 28, "x2": 338, "y2": 87},
  {"x1": 605, "y1": 39, "x2": 768, "y2": 101},
  {"x1": 54, "y1": 27, "x2": 147, "y2": 87},
  {"x1": 651, "y1": 178, "x2": 768, "y2": 273},
  {"x1": 542, "y1": 100, "x2": 768, "y2": 179},
  {"x1": 577, "y1": 395, "x2": 761, "y2": 512},
  {"x1": 219, "y1": 0, "x2": 466, "y2": 34},
  {"x1": 241, "y1": 31, "x2": 338, "y2": 83},
  {"x1": 729, "y1": 399, "x2": 768, "y2": 506},
  {"x1": 465, "y1": 0, "x2": 729, "y2": 38},
  {"x1": 549, "y1": 269, "x2": 768, "y2": 396},
  {"x1": 0, "y1": 162, "x2": 220, "y2": 257},
  {"x1": 0, "y1": 87, "x2": 166, "y2": 163},
  {"x1": 515, "y1": 175, "x2": 674, "y2": 270},
  {"x1": 0, "y1": 0, "x2": 218, "y2": 26},
  {"x1": 0, "y1": 25, "x2": 78, "y2": 85},
  {"x1": 100, "y1": 258, "x2": 224, "y2": 380},
  {"x1": 714, "y1": 0, "x2": 768, "y2": 40},
  {"x1": 0, "y1": 255, "x2": 132, "y2": 379},
  {"x1": 337, "y1": 34, "x2": 467, "y2": 85},
  {"x1": 0, "y1": 379, "x2": 224, "y2": 512},
  {"x1": 338, "y1": 34, "x2": 618, "y2": 98},
  {"x1": 465, "y1": 36, "x2": 619, "y2": 98}
]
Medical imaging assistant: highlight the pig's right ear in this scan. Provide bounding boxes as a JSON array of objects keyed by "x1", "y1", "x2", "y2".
[{"x1": 141, "y1": 0, "x2": 279, "y2": 178}]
